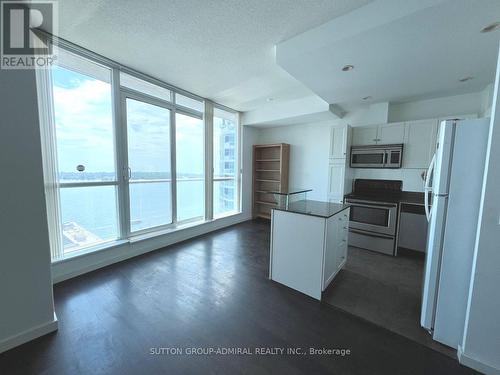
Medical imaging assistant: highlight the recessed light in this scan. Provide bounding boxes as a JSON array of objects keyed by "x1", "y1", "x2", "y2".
[
  {"x1": 459, "y1": 76, "x2": 474, "y2": 82},
  {"x1": 481, "y1": 22, "x2": 500, "y2": 33},
  {"x1": 342, "y1": 65, "x2": 354, "y2": 72},
  {"x1": 362, "y1": 96, "x2": 372, "y2": 100}
]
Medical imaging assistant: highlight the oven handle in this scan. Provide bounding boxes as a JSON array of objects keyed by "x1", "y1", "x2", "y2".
[
  {"x1": 349, "y1": 228, "x2": 394, "y2": 239},
  {"x1": 345, "y1": 200, "x2": 397, "y2": 208}
]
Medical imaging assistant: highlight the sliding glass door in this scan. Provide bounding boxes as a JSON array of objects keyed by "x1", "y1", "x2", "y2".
[{"x1": 124, "y1": 96, "x2": 174, "y2": 233}]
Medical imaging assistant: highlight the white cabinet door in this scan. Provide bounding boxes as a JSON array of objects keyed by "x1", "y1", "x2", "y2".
[
  {"x1": 330, "y1": 125, "x2": 348, "y2": 159},
  {"x1": 352, "y1": 126, "x2": 378, "y2": 146},
  {"x1": 328, "y1": 163, "x2": 345, "y2": 198},
  {"x1": 404, "y1": 119, "x2": 438, "y2": 169},
  {"x1": 378, "y1": 122, "x2": 405, "y2": 144},
  {"x1": 323, "y1": 216, "x2": 339, "y2": 289}
]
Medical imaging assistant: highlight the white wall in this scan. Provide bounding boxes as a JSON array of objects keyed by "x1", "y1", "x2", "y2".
[
  {"x1": 0, "y1": 69, "x2": 57, "y2": 353},
  {"x1": 257, "y1": 121, "x2": 332, "y2": 201},
  {"x1": 241, "y1": 125, "x2": 259, "y2": 212},
  {"x1": 459, "y1": 45, "x2": 500, "y2": 375},
  {"x1": 388, "y1": 91, "x2": 483, "y2": 123}
]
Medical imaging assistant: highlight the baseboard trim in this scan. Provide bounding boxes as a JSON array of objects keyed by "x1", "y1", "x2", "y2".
[
  {"x1": 458, "y1": 344, "x2": 500, "y2": 375},
  {"x1": 0, "y1": 314, "x2": 58, "y2": 354}
]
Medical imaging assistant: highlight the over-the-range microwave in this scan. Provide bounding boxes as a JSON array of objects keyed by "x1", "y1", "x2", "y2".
[{"x1": 350, "y1": 144, "x2": 403, "y2": 168}]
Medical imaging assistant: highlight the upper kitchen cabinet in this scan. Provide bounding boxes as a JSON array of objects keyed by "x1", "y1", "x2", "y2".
[
  {"x1": 403, "y1": 119, "x2": 438, "y2": 169},
  {"x1": 329, "y1": 125, "x2": 350, "y2": 159},
  {"x1": 377, "y1": 122, "x2": 405, "y2": 144},
  {"x1": 352, "y1": 126, "x2": 378, "y2": 146},
  {"x1": 351, "y1": 122, "x2": 405, "y2": 146}
]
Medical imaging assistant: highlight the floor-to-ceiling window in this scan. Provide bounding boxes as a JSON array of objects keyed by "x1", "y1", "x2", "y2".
[
  {"x1": 52, "y1": 50, "x2": 119, "y2": 254},
  {"x1": 43, "y1": 44, "x2": 240, "y2": 261},
  {"x1": 213, "y1": 107, "x2": 239, "y2": 217}
]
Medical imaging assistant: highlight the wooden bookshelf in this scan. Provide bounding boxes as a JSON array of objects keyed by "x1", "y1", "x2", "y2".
[{"x1": 252, "y1": 143, "x2": 290, "y2": 220}]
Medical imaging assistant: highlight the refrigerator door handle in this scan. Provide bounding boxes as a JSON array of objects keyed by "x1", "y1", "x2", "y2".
[{"x1": 424, "y1": 154, "x2": 436, "y2": 222}]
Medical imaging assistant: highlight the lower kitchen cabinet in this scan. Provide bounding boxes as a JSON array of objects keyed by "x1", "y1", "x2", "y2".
[
  {"x1": 270, "y1": 203, "x2": 350, "y2": 300},
  {"x1": 398, "y1": 203, "x2": 428, "y2": 253}
]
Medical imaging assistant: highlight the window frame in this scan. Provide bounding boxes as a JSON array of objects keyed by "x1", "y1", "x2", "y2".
[
  {"x1": 39, "y1": 38, "x2": 241, "y2": 262},
  {"x1": 119, "y1": 89, "x2": 177, "y2": 237}
]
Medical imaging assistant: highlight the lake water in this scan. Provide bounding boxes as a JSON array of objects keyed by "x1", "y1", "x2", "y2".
[{"x1": 60, "y1": 180, "x2": 233, "y2": 251}]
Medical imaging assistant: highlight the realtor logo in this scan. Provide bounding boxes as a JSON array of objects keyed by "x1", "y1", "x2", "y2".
[{"x1": 1, "y1": 0, "x2": 57, "y2": 69}]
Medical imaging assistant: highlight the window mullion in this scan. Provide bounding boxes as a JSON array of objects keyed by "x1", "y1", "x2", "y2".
[
  {"x1": 170, "y1": 106, "x2": 178, "y2": 224},
  {"x1": 112, "y1": 69, "x2": 130, "y2": 241},
  {"x1": 205, "y1": 101, "x2": 214, "y2": 220}
]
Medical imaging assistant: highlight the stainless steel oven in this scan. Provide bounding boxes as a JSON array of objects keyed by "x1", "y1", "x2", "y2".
[
  {"x1": 345, "y1": 198, "x2": 398, "y2": 255},
  {"x1": 350, "y1": 144, "x2": 403, "y2": 168}
]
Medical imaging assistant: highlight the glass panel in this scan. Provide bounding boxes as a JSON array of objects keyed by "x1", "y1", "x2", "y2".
[
  {"x1": 176, "y1": 93, "x2": 203, "y2": 112},
  {"x1": 176, "y1": 113, "x2": 204, "y2": 221},
  {"x1": 390, "y1": 151, "x2": 401, "y2": 164},
  {"x1": 130, "y1": 182, "x2": 172, "y2": 232},
  {"x1": 120, "y1": 72, "x2": 172, "y2": 102},
  {"x1": 52, "y1": 63, "x2": 116, "y2": 182},
  {"x1": 350, "y1": 206, "x2": 389, "y2": 227},
  {"x1": 213, "y1": 107, "x2": 238, "y2": 217},
  {"x1": 213, "y1": 179, "x2": 237, "y2": 217},
  {"x1": 60, "y1": 186, "x2": 119, "y2": 253},
  {"x1": 352, "y1": 153, "x2": 384, "y2": 165},
  {"x1": 126, "y1": 98, "x2": 172, "y2": 231}
]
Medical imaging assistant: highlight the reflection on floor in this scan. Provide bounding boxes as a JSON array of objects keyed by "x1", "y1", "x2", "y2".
[{"x1": 323, "y1": 246, "x2": 454, "y2": 357}]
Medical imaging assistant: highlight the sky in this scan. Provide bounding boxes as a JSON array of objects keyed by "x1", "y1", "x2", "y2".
[{"x1": 52, "y1": 66, "x2": 206, "y2": 179}]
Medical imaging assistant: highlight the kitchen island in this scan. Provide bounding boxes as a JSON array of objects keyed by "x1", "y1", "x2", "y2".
[{"x1": 269, "y1": 200, "x2": 350, "y2": 300}]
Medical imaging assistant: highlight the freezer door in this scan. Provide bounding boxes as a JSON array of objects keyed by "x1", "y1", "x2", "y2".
[{"x1": 421, "y1": 194, "x2": 448, "y2": 330}]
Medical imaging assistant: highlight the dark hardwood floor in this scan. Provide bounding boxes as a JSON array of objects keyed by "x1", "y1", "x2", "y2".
[
  {"x1": 0, "y1": 220, "x2": 478, "y2": 375},
  {"x1": 323, "y1": 247, "x2": 454, "y2": 357}
]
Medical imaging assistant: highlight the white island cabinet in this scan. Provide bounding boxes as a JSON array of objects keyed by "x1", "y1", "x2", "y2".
[{"x1": 269, "y1": 201, "x2": 350, "y2": 300}]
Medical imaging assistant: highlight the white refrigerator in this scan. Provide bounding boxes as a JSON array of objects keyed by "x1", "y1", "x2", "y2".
[{"x1": 420, "y1": 118, "x2": 490, "y2": 349}]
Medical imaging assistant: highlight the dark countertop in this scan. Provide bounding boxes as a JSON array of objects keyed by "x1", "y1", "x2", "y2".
[
  {"x1": 344, "y1": 191, "x2": 425, "y2": 206},
  {"x1": 399, "y1": 192, "x2": 425, "y2": 206},
  {"x1": 273, "y1": 200, "x2": 350, "y2": 219}
]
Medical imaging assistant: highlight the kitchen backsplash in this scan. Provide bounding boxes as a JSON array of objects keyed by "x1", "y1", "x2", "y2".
[{"x1": 352, "y1": 168, "x2": 426, "y2": 192}]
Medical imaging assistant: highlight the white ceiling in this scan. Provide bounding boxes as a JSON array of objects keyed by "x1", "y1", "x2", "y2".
[
  {"x1": 276, "y1": 0, "x2": 500, "y2": 107},
  {"x1": 53, "y1": 0, "x2": 373, "y2": 111}
]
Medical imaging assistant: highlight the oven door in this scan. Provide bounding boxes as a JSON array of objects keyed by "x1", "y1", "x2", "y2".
[
  {"x1": 346, "y1": 200, "x2": 398, "y2": 236},
  {"x1": 350, "y1": 148, "x2": 386, "y2": 168}
]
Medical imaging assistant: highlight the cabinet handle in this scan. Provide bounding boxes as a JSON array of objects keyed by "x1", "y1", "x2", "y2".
[
  {"x1": 343, "y1": 226, "x2": 348, "y2": 229},
  {"x1": 338, "y1": 217, "x2": 342, "y2": 221},
  {"x1": 342, "y1": 239, "x2": 347, "y2": 242}
]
